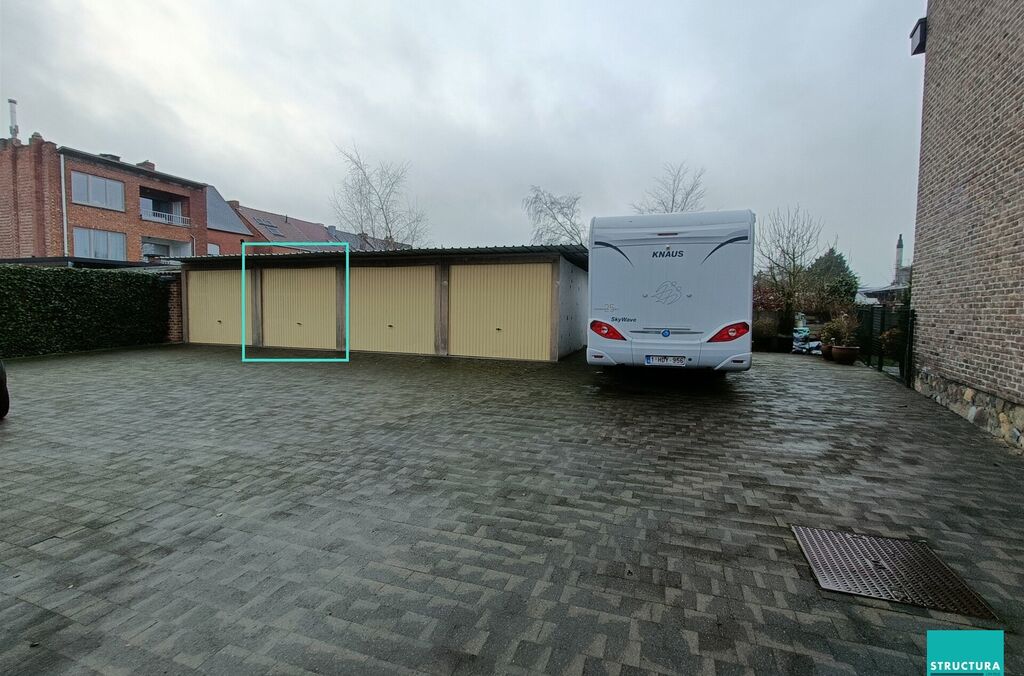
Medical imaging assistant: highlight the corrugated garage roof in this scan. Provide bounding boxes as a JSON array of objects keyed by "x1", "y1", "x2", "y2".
[{"x1": 179, "y1": 244, "x2": 589, "y2": 269}]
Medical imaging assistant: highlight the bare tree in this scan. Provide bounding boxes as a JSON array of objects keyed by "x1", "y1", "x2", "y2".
[
  {"x1": 755, "y1": 205, "x2": 824, "y2": 335},
  {"x1": 632, "y1": 162, "x2": 706, "y2": 214},
  {"x1": 522, "y1": 186, "x2": 586, "y2": 245},
  {"x1": 331, "y1": 146, "x2": 429, "y2": 249}
]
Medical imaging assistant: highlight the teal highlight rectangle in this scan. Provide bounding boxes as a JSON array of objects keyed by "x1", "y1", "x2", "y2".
[
  {"x1": 240, "y1": 242, "x2": 350, "y2": 363},
  {"x1": 927, "y1": 630, "x2": 1003, "y2": 675}
]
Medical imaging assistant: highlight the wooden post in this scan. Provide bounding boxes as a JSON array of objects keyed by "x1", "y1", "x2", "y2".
[
  {"x1": 549, "y1": 259, "x2": 561, "y2": 362},
  {"x1": 435, "y1": 263, "x2": 449, "y2": 356},
  {"x1": 336, "y1": 263, "x2": 346, "y2": 352},
  {"x1": 251, "y1": 268, "x2": 264, "y2": 348}
]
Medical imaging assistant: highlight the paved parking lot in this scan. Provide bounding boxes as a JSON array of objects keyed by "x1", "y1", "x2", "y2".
[{"x1": 1, "y1": 347, "x2": 1022, "y2": 675}]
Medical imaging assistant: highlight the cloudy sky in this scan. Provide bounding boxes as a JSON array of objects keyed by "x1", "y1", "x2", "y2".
[{"x1": 1, "y1": 0, "x2": 925, "y2": 284}]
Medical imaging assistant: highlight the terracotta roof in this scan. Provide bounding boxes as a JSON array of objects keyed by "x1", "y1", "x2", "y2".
[{"x1": 232, "y1": 204, "x2": 394, "y2": 251}]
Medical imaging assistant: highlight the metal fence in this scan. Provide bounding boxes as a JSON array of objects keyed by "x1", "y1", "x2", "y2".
[{"x1": 856, "y1": 305, "x2": 915, "y2": 387}]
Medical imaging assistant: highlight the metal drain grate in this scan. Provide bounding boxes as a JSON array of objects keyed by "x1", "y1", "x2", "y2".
[{"x1": 792, "y1": 526, "x2": 997, "y2": 619}]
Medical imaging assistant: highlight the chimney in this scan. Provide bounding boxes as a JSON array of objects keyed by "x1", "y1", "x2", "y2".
[
  {"x1": 136, "y1": 160, "x2": 155, "y2": 171},
  {"x1": 326, "y1": 225, "x2": 338, "y2": 238},
  {"x1": 98, "y1": 153, "x2": 121, "y2": 162},
  {"x1": 8, "y1": 99, "x2": 18, "y2": 140},
  {"x1": 227, "y1": 200, "x2": 240, "y2": 208},
  {"x1": 894, "y1": 233, "x2": 904, "y2": 283}
]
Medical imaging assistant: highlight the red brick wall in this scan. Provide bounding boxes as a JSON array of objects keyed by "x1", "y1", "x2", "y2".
[
  {"x1": 0, "y1": 136, "x2": 63, "y2": 258},
  {"x1": 912, "y1": 0, "x2": 1024, "y2": 407},
  {"x1": 166, "y1": 273, "x2": 183, "y2": 342},
  {"x1": 63, "y1": 158, "x2": 208, "y2": 260},
  {"x1": 0, "y1": 136, "x2": 210, "y2": 260},
  {"x1": 206, "y1": 228, "x2": 259, "y2": 255}
]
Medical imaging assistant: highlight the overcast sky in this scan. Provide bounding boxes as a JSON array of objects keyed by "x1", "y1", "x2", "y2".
[{"x1": 1, "y1": 0, "x2": 925, "y2": 285}]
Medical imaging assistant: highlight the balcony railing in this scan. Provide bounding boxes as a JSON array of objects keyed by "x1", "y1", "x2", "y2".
[{"x1": 141, "y1": 209, "x2": 191, "y2": 226}]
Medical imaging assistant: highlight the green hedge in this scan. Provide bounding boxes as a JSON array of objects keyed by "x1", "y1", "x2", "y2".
[{"x1": 0, "y1": 265, "x2": 170, "y2": 358}]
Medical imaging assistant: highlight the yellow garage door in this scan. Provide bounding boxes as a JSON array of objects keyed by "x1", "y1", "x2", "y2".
[
  {"x1": 449, "y1": 263, "x2": 552, "y2": 361},
  {"x1": 187, "y1": 269, "x2": 255, "y2": 345},
  {"x1": 350, "y1": 266, "x2": 436, "y2": 354},
  {"x1": 262, "y1": 267, "x2": 338, "y2": 350}
]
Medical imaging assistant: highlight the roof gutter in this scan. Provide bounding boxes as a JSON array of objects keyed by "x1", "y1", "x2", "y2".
[{"x1": 57, "y1": 146, "x2": 207, "y2": 190}]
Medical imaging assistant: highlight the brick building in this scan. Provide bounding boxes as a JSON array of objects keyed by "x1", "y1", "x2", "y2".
[
  {"x1": 0, "y1": 132, "x2": 259, "y2": 262},
  {"x1": 910, "y1": 0, "x2": 1024, "y2": 449}
]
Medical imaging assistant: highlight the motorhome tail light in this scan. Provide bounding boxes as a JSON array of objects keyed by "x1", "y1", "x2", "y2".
[
  {"x1": 590, "y1": 320, "x2": 626, "y2": 340},
  {"x1": 708, "y1": 322, "x2": 750, "y2": 342}
]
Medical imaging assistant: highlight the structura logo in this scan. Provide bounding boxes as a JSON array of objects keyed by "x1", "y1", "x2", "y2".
[{"x1": 927, "y1": 630, "x2": 1003, "y2": 675}]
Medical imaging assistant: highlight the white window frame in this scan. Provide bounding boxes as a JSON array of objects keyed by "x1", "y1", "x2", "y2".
[
  {"x1": 141, "y1": 236, "x2": 191, "y2": 258},
  {"x1": 142, "y1": 241, "x2": 171, "y2": 257},
  {"x1": 73, "y1": 227, "x2": 127, "y2": 260},
  {"x1": 70, "y1": 171, "x2": 125, "y2": 211}
]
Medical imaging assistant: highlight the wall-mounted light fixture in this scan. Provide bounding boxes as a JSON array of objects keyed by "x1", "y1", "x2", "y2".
[{"x1": 910, "y1": 17, "x2": 927, "y2": 55}]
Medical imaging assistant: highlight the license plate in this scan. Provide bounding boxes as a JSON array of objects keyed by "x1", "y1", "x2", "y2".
[{"x1": 645, "y1": 355, "x2": 686, "y2": 366}]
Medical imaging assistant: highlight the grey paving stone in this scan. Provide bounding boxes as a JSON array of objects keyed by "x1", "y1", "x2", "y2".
[{"x1": 0, "y1": 347, "x2": 1022, "y2": 675}]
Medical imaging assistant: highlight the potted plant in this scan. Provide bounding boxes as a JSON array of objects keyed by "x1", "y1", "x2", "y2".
[
  {"x1": 819, "y1": 323, "x2": 835, "y2": 361},
  {"x1": 828, "y1": 313, "x2": 860, "y2": 365}
]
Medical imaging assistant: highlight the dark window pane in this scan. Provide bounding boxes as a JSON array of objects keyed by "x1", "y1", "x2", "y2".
[
  {"x1": 71, "y1": 172, "x2": 88, "y2": 203},
  {"x1": 73, "y1": 227, "x2": 90, "y2": 256},
  {"x1": 87, "y1": 175, "x2": 106, "y2": 207},
  {"x1": 109, "y1": 233, "x2": 126, "y2": 260},
  {"x1": 106, "y1": 180, "x2": 124, "y2": 211},
  {"x1": 93, "y1": 230, "x2": 108, "y2": 258}
]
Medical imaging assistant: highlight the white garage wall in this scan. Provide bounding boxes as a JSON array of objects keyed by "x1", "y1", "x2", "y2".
[{"x1": 557, "y1": 257, "x2": 588, "y2": 358}]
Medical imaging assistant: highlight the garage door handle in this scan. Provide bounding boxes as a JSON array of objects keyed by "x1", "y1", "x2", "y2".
[
  {"x1": 387, "y1": 324, "x2": 394, "y2": 328},
  {"x1": 296, "y1": 322, "x2": 302, "y2": 326},
  {"x1": 495, "y1": 327, "x2": 502, "y2": 331},
  {"x1": 216, "y1": 320, "x2": 222, "y2": 324}
]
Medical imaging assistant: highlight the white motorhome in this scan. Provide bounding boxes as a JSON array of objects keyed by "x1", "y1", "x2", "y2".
[{"x1": 587, "y1": 210, "x2": 754, "y2": 371}]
